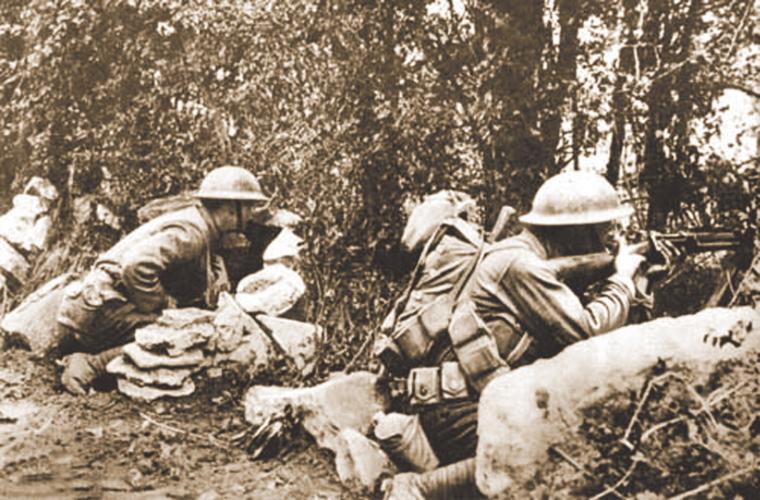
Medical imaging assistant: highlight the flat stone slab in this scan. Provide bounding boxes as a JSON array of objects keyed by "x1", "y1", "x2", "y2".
[
  {"x1": 106, "y1": 355, "x2": 193, "y2": 388},
  {"x1": 476, "y1": 306, "x2": 760, "y2": 497},
  {"x1": 117, "y1": 377, "x2": 195, "y2": 402},
  {"x1": 244, "y1": 371, "x2": 389, "y2": 452},
  {"x1": 134, "y1": 312, "x2": 215, "y2": 356},
  {"x1": 122, "y1": 343, "x2": 204, "y2": 370}
]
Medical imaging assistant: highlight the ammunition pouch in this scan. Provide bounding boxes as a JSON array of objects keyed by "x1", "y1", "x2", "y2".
[
  {"x1": 406, "y1": 361, "x2": 471, "y2": 407},
  {"x1": 391, "y1": 294, "x2": 454, "y2": 363},
  {"x1": 448, "y1": 300, "x2": 509, "y2": 393}
]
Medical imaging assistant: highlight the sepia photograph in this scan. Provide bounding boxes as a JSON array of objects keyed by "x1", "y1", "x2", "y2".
[{"x1": 0, "y1": 0, "x2": 758, "y2": 498}]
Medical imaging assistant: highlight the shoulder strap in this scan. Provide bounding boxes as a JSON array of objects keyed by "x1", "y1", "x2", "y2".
[
  {"x1": 449, "y1": 237, "x2": 486, "y2": 301},
  {"x1": 387, "y1": 222, "x2": 453, "y2": 331}
]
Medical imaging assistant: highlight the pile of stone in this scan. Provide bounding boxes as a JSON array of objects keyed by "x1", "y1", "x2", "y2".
[
  {"x1": 108, "y1": 268, "x2": 318, "y2": 402},
  {"x1": 0, "y1": 177, "x2": 58, "y2": 300},
  {"x1": 107, "y1": 307, "x2": 217, "y2": 402}
]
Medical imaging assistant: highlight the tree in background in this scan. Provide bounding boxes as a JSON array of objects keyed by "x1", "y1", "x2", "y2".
[{"x1": 0, "y1": 0, "x2": 757, "y2": 370}]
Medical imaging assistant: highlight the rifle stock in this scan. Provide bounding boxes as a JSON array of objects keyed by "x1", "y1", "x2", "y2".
[
  {"x1": 548, "y1": 229, "x2": 752, "y2": 287},
  {"x1": 549, "y1": 241, "x2": 650, "y2": 285}
]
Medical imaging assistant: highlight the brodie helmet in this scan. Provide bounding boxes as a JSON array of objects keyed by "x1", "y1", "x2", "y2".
[
  {"x1": 519, "y1": 171, "x2": 632, "y2": 226},
  {"x1": 195, "y1": 166, "x2": 269, "y2": 202}
]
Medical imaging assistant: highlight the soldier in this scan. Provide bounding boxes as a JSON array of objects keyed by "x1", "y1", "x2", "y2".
[
  {"x1": 56, "y1": 166, "x2": 270, "y2": 395},
  {"x1": 381, "y1": 171, "x2": 646, "y2": 499}
]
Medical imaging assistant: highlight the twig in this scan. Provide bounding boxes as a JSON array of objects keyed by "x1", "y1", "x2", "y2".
[
  {"x1": 723, "y1": 0, "x2": 753, "y2": 60},
  {"x1": 548, "y1": 445, "x2": 587, "y2": 473},
  {"x1": 139, "y1": 412, "x2": 229, "y2": 449},
  {"x1": 666, "y1": 464, "x2": 759, "y2": 500},
  {"x1": 621, "y1": 378, "x2": 657, "y2": 449},
  {"x1": 343, "y1": 328, "x2": 375, "y2": 373},
  {"x1": 640, "y1": 416, "x2": 686, "y2": 442},
  {"x1": 590, "y1": 460, "x2": 640, "y2": 500},
  {"x1": 640, "y1": 380, "x2": 750, "y2": 442},
  {"x1": 549, "y1": 446, "x2": 629, "y2": 500}
]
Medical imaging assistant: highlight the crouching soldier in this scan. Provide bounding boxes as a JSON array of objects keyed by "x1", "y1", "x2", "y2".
[
  {"x1": 378, "y1": 171, "x2": 646, "y2": 499},
  {"x1": 56, "y1": 166, "x2": 271, "y2": 395}
]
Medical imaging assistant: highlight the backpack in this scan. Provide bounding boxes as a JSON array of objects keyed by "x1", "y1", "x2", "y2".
[{"x1": 375, "y1": 217, "x2": 484, "y2": 375}]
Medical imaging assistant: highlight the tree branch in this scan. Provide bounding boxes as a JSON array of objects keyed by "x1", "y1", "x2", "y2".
[{"x1": 718, "y1": 82, "x2": 760, "y2": 99}]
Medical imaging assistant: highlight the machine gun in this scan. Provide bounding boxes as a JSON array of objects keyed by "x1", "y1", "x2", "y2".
[{"x1": 550, "y1": 229, "x2": 755, "y2": 289}]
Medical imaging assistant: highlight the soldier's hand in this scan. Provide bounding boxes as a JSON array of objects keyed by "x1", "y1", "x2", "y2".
[
  {"x1": 647, "y1": 232, "x2": 682, "y2": 281},
  {"x1": 58, "y1": 353, "x2": 98, "y2": 396},
  {"x1": 614, "y1": 236, "x2": 646, "y2": 279}
]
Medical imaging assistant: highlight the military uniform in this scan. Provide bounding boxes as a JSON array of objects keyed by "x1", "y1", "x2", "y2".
[
  {"x1": 414, "y1": 228, "x2": 634, "y2": 463},
  {"x1": 57, "y1": 204, "x2": 229, "y2": 353}
]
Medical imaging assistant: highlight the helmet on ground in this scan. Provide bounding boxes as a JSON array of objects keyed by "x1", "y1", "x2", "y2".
[
  {"x1": 519, "y1": 170, "x2": 632, "y2": 226},
  {"x1": 195, "y1": 166, "x2": 269, "y2": 202}
]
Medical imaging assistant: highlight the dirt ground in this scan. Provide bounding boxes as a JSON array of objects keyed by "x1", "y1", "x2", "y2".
[{"x1": 0, "y1": 347, "x2": 359, "y2": 499}]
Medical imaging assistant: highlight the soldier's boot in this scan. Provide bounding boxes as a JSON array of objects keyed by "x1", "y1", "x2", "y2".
[
  {"x1": 383, "y1": 457, "x2": 483, "y2": 500},
  {"x1": 374, "y1": 412, "x2": 439, "y2": 472}
]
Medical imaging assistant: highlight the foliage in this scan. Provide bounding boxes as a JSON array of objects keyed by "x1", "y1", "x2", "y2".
[{"x1": 1, "y1": 0, "x2": 758, "y2": 371}]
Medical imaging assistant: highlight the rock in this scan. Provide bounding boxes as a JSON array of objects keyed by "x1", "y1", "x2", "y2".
[
  {"x1": 0, "y1": 274, "x2": 76, "y2": 354},
  {"x1": 235, "y1": 264, "x2": 306, "y2": 316},
  {"x1": 0, "y1": 210, "x2": 52, "y2": 256},
  {"x1": 12, "y1": 194, "x2": 46, "y2": 219},
  {"x1": 117, "y1": 377, "x2": 195, "y2": 402},
  {"x1": 0, "y1": 208, "x2": 38, "y2": 255},
  {"x1": 135, "y1": 319, "x2": 215, "y2": 356},
  {"x1": 23, "y1": 177, "x2": 58, "y2": 206},
  {"x1": 30, "y1": 215, "x2": 52, "y2": 252},
  {"x1": 266, "y1": 209, "x2": 302, "y2": 229},
  {"x1": 334, "y1": 428, "x2": 396, "y2": 492},
  {"x1": 0, "y1": 238, "x2": 30, "y2": 287},
  {"x1": 217, "y1": 315, "x2": 320, "y2": 374},
  {"x1": 156, "y1": 307, "x2": 217, "y2": 329},
  {"x1": 244, "y1": 371, "x2": 389, "y2": 452},
  {"x1": 262, "y1": 228, "x2": 303, "y2": 266},
  {"x1": 212, "y1": 292, "x2": 258, "y2": 352},
  {"x1": 122, "y1": 342, "x2": 204, "y2": 369},
  {"x1": 253, "y1": 315, "x2": 320, "y2": 374},
  {"x1": 476, "y1": 306, "x2": 760, "y2": 497},
  {"x1": 72, "y1": 196, "x2": 121, "y2": 230},
  {"x1": 216, "y1": 329, "x2": 273, "y2": 372},
  {"x1": 137, "y1": 192, "x2": 197, "y2": 224},
  {"x1": 106, "y1": 355, "x2": 194, "y2": 387}
]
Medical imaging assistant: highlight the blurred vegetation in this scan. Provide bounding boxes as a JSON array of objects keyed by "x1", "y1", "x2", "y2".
[{"x1": 1, "y1": 0, "x2": 758, "y2": 373}]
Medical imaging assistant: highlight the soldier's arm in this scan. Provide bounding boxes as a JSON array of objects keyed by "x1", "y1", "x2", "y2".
[
  {"x1": 120, "y1": 223, "x2": 208, "y2": 313},
  {"x1": 505, "y1": 254, "x2": 634, "y2": 349}
]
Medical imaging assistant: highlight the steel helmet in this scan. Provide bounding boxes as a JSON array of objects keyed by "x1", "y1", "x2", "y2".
[
  {"x1": 519, "y1": 171, "x2": 633, "y2": 226},
  {"x1": 195, "y1": 166, "x2": 269, "y2": 202}
]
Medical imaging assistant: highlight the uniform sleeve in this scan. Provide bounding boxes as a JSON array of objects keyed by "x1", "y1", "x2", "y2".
[
  {"x1": 120, "y1": 223, "x2": 208, "y2": 313},
  {"x1": 503, "y1": 254, "x2": 633, "y2": 349}
]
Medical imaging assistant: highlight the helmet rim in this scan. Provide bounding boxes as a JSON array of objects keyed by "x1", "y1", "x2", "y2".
[
  {"x1": 194, "y1": 166, "x2": 269, "y2": 203},
  {"x1": 519, "y1": 171, "x2": 632, "y2": 226}
]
